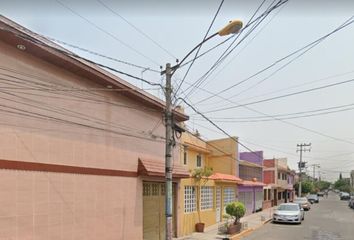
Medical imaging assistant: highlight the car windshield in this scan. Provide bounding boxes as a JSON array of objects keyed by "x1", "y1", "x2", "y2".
[
  {"x1": 278, "y1": 205, "x2": 299, "y2": 211},
  {"x1": 308, "y1": 195, "x2": 317, "y2": 198}
]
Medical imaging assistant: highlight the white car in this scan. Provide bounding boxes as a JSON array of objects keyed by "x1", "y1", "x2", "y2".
[{"x1": 273, "y1": 203, "x2": 304, "y2": 224}]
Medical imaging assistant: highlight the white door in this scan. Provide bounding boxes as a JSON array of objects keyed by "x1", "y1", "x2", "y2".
[{"x1": 216, "y1": 187, "x2": 221, "y2": 222}]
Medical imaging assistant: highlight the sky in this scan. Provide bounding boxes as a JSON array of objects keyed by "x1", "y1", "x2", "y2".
[{"x1": 2, "y1": 0, "x2": 354, "y2": 181}]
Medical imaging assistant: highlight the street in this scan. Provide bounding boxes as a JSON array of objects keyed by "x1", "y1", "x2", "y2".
[{"x1": 242, "y1": 192, "x2": 354, "y2": 240}]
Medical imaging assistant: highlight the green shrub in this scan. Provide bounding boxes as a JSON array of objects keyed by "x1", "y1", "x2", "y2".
[{"x1": 225, "y1": 201, "x2": 246, "y2": 224}]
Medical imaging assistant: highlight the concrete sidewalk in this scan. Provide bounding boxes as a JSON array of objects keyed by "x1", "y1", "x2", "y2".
[{"x1": 174, "y1": 207, "x2": 276, "y2": 240}]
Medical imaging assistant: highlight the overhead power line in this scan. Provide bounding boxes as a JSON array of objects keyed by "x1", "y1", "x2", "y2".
[
  {"x1": 200, "y1": 77, "x2": 354, "y2": 114},
  {"x1": 179, "y1": 0, "x2": 269, "y2": 99},
  {"x1": 191, "y1": 120, "x2": 354, "y2": 164},
  {"x1": 229, "y1": 69, "x2": 354, "y2": 105},
  {"x1": 54, "y1": 0, "x2": 160, "y2": 66},
  {"x1": 193, "y1": 102, "x2": 354, "y2": 122},
  {"x1": 0, "y1": 67, "x2": 161, "y2": 113},
  {"x1": 2, "y1": 26, "x2": 162, "y2": 87},
  {"x1": 180, "y1": 0, "x2": 287, "y2": 103},
  {"x1": 193, "y1": 14, "x2": 354, "y2": 106},
  {"x1": 173, "y1": 0, "x2": 225, "y2": 98},
  {"x1": 0, "y1": 104, "x2": 165, "y2": 143},
  {"x1": 178, "y1": 98, "x2": 259, "y2": 155},
  {"x1": 178, "y1": 78, "x2": 354, "y2": 146},
  {"x1": 95, "y1": 0, "x2": 176, "y2": 59},
  {"x1": 39, "y1": 36, "x2": 160, "y2": 73},
  {"x1": 194, "y1": 3, "x2": 286, "y2": 100},
  {"x1": 184, "y1": 126, "x2": 255, "y2": 165}
]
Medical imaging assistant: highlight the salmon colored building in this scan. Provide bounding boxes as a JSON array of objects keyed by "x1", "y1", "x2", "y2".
[
  {"x1": 178, "y1": 132, "x2": 241, "y2": 237},
  {"x1": 0, "y1": 16, "x2": 189, "y2": 240},
  {"x1": 263, "y1": 158, "x2": 295, "y2": 208}
]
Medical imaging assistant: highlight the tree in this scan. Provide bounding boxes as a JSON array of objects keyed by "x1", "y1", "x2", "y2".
[
  {"x1": 191, "y1": 167, "x2": 213, "y2": 224},
  {"x1": 294, "y1": 180, "x2": 314, "y2": 196},
  {"x1": 314, "y1": 180, "x2": 331, "y2": 191},
  {"x1": 225, "y1": 201, "x2": 246, "y2": 225},
  {"x1": 334, "y1": 178, "x2": 353, "y2": 193}
]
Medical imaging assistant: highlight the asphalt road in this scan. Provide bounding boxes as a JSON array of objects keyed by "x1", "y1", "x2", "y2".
[{"x1": 242, "y1": 192, "x2": 354, "y2": 240}]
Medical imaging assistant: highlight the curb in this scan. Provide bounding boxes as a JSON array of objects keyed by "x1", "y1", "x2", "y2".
[
  {"x1": 263, "y1": 218, "x2": 272, "y2": 225},
  {"x1": 229, "y1": 218, "x2": 272, "y2": 240},
  {"x1": 229, "y1": 228, "x2": 254, "y2": 240}
]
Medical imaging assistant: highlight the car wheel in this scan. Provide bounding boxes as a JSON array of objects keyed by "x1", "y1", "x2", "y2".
[{"x1": 302, "y1": 216, "x2": 304, "y2": 220}]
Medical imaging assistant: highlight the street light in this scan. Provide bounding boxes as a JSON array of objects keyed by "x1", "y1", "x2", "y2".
[
  {"x1": 162, "y1": 19, "x2": 243, "y2": 240},
  {"x1": 171, "y1": 19, "x2": 243, "y2": 73}
]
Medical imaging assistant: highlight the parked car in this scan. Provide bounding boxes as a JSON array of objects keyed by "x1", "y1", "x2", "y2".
[
  {"x1": 340, "y1": 192, "x2": 350, "y2": 200},
  {"x1": 317, "y1": 192, "x2": 325, "y2": 197},
  {"x1": 348, "y1": 197, "x2": 354, "y2": 209},
  {"x1": 307, "y1": 194, "x2": 319, "y2": 203},
  {"x1": 293, "y1": 197, "x2": 311, "y2": 211},
  {"x1": 273, "y1": 203, "x2": 304, "y2": 224}
]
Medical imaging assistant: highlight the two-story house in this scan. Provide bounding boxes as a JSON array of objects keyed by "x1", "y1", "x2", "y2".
[
  {"x1": 0, "y1": 16, "x2": 190, "y2": 240},
  {"x1": 263, "y1": 158, "x2": 294, "y2": 207},
  {"x1": 178, "y1": 132, "x2": 241, "y2": 237},
  {"x1": 238, "y1": 151, "x2": 265, "y2": 215}
]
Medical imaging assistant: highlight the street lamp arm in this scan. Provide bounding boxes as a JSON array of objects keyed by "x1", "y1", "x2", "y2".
[{"x1": 172, "y1": 32, "x2": 218, "y2": 71}]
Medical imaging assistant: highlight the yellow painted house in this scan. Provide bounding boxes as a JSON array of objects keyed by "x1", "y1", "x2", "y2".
[{"x1": 177, "y1": 131, "x2": 242, "y2": 237}]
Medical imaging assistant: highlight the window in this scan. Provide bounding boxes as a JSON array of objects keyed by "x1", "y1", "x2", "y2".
[
  {"x1": 278, "y1": 192, "x2": 281, "y2": 200},
  {"x1": 282, "y1": 173, "x2": 287, "y2": 180},
  {"x1": 152, "y1": 183, "x2": 159, "y2": 196},
  {"x1": 183, "y1": 151, "x2": 188, "y2": 165},
  {"x1": 278, "y1": 172, "x2": 281, "y2": 179},
  {"x1": 283, "y1": 191, "x2": 286, "y2": 199},
  {"x1": 268, "y1": 189, "x2": 271, "y2": 200},
  {"x1": 223, "y1": 187, "x2": 235, "y2": 205},
  {"x1": 200, "y1": 186, "x2": 213, "y2": 210},
  {"x1": 264, "y1": 189, "x2": 267, "y2": 201},
  {"x1": 196, "y1": 154, "x2": 202, "y2": 167},
  {"x1": 143, "y1": 183, "x2": 151, "y2": 196},
  {"x1": 184, "y1": 186, "x2": 196, "y2": 213}
]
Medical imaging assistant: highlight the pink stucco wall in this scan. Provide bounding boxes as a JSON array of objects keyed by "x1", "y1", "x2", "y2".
[{"x1": 0, "y1": 39, "x2": 169, "y2": 239}]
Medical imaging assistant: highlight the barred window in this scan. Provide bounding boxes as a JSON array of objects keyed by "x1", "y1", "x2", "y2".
[
  {"x1": 143, "y1": 183, "x2": 151, "y2": 196},
  {"x1": 161, "y1": 184, "x2": 165, "y2": 195},
  {"x1": 184, "y1": 186, "x2": 196, "y2": 213},
  {"x1": 152, "y1": 183, "x2": 159, "y2": 196},
  {"x1": 200, "y1": 186, "x2": 213, "y2": 210},
  {"x1": 223, "y1": 187, "x2": 235, "y2": 205}
]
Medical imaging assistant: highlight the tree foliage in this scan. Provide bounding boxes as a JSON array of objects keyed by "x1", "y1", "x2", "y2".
[
  {"x1": 334, "y1": 178, "x2": 353, "y2": 193},
  {"x1": 294, "y1": 180, "x2": 315, "y2": 196},
  {"x1": 225, "y1": 201, "x2": 246, "y2": 224},
  {"x1": 191, "y1": 167, "x2": 213, "y2": 223},
  {"x1": 314, "y1": 180, "x2": 331, "y2": 191}
]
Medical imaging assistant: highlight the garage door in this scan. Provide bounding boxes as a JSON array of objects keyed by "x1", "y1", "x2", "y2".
[{"x1": 143, "y1": 182, "x2": 166, "y2": 240}]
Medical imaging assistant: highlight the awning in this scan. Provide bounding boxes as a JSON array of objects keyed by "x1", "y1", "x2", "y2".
[
  {"x1": 209, "y1": 173, "x2": 242, "y2": 183},
  {"x1": 138, "y1": 158, "x2": 189, "y2": 178},
  {"x1": 239, "y1": 180, "x2": 266, "y2": 187}
]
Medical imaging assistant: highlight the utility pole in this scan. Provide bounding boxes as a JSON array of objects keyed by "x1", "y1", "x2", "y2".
[
  {"x1": 310, "y1": 164, "x2": 320, "y2": 181},
  {"x1": 164, "y1": 63, "x2": 173, "y2": 240},
  {"x1": 297, "y1": 143, "x2": 311, "y2": 197},
  {"x1": 159, "y1": 20, "x2": 243, "y2": 240}
]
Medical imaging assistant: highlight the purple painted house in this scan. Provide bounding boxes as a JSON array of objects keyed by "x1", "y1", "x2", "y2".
[{"x1": 238, "y1": 151, "x2": 265, "y2": 215}]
